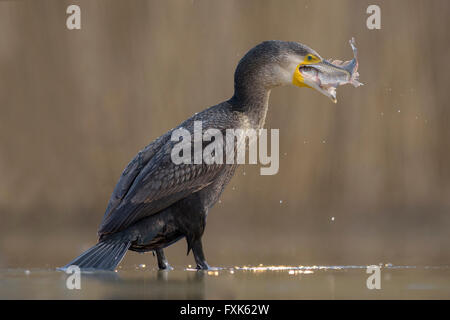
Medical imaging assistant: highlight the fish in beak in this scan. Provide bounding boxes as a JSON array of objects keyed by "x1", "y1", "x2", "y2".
[{"x1": 298, "y1": 38, "x2": 363, "y2": 103}]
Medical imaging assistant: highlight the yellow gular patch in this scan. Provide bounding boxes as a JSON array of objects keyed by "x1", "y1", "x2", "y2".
[{"x1": 292, "y1": 54, "x2": 321, "y2": 88}]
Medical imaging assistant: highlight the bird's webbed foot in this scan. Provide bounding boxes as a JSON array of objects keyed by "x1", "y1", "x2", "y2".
[
  {"x1": 155, "y1": 248, "x2": 173, "y2": 270},
  {"x1": 189, "y1": 238, "x2": 211, "y2": 270},
  {"x1": 196, "y1": 261, "x2": 211, "y2": 270}
]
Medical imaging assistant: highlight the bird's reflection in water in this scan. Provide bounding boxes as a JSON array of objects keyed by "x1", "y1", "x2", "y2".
[
  {"x1": 80, "y1": 269, "x2": 206, "y2": 299},
  {"x1": 80, "y1": 270, "x2": 121, "y2": 282}
]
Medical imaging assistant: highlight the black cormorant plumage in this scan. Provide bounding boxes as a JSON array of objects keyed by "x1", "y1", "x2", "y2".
[{"x1": 63, "y1": 40, "x2": 360, "y2": 270}]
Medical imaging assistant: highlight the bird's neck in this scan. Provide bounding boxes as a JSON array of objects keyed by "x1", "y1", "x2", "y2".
[{"x1": 229, "y1": 85, "x2": 271, "y2": 129}]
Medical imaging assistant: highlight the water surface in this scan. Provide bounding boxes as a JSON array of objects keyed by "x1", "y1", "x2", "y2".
[{"x1": 1, "y1": 265, "x2": 449, "y2": 299}]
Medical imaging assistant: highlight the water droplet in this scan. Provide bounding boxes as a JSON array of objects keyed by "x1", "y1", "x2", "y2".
[
  {"x1": 279, "y1": 200, "x2": 283, "y2": 204},
  {"x1": 331, "y1": 217, "x2": 335, "y2": 221}
]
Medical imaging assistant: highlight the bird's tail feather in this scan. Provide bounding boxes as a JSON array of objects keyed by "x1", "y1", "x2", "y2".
[{"x1": 61, "y1": 239, "x2": 131, "y2": 271}]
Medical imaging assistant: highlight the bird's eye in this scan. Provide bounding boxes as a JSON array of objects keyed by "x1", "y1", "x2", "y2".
[{"x1": 307, "y1": 55, "x2": 313, "y2": 61}]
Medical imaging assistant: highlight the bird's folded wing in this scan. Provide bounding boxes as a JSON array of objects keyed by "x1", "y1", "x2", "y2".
[{"x1": 98, "y1": 132, "x2": 224, "y2": 236}]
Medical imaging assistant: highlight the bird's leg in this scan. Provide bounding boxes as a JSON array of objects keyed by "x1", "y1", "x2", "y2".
[
  {"x1": 155, "y1": 248, "x2": 173, "y2": 270},
  {"x1": 191, "y1": 239, "x2": 210, "y2": 270}
]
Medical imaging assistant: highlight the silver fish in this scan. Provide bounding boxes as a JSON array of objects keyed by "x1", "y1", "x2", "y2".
[{"x1": 299, "y1": 37, "x2": 363, "y2": 103}]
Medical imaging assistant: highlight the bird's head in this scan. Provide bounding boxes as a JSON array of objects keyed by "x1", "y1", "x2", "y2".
[{"x1": 234, "y1": 40, "x2": 361, "y2": 103}]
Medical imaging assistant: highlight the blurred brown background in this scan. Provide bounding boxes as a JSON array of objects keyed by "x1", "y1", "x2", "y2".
[{"x1": 0, "y1": 0, "x2": 449, "y2": 268}]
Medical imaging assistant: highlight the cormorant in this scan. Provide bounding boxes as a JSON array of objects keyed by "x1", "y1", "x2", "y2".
[{"x1": 62, "y1": 39, "x2": 361, "y2": 271}]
